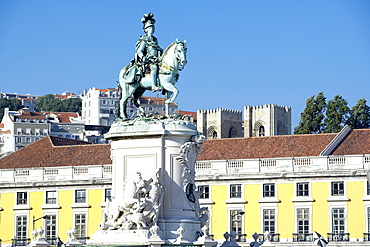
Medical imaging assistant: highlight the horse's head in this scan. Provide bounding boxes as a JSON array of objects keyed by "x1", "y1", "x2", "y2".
[{"x1": 175, "y1": 39, "x2": 187, "y2": 70}]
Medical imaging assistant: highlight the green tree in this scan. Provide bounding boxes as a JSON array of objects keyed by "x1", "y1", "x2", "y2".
[
  {"x1": 347, "y1": 98, "x2": 370, "y2": 129},
  {"x1": 324, "y1": 95, "x2": 350, "y2": 133},
  {"x1": 294, "y1": 92, "x2": 326, "y2": 134},
  {"x1": 0, "y1": 98, "x2": 23, "y2": 120},
  {"x1": 61, "y1": 98, "x2": 82, "y2": 113},
  {"x1": 35, "y1": 94, "x2": 63, "y2": 112}
]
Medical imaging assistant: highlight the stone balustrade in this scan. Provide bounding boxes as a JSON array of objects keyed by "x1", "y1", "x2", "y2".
[
  {"x1": 0, "y1": 164, "x2": 112, "y2": 183},
  {"x1": 195, "y1": 154, "x2": 370, "y2": 176}
]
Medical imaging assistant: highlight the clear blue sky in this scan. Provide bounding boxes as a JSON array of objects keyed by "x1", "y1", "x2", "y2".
[{"x1": 1, "y1": 1, "x2": 370, "y2": 127}]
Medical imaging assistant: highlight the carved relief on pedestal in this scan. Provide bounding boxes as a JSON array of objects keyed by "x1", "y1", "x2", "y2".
[{"x1": 99, "y1": 169, "x2": 163, "y2": 231}]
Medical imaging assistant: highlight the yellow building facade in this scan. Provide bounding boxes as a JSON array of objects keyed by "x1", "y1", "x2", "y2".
[
  {"x1": 2, "y1": 129, "x2": 370, "y2": 246},
  {"x1": 0, "y1": 170, "x2": 112, "y2": 246}
]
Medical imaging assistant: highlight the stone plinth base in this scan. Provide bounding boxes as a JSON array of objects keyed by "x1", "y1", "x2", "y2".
[
  {"x1": 88, "y1": 230, "x2": 150, "y2": 245},
  {"x1": 27, "y1": 238, "x2": 49, "y2": 247}
]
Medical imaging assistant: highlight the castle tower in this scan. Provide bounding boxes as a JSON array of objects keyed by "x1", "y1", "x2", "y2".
[
  {"x1": 244, "y1": 104, "x2": 291, "y2": 137},
  {"x1": 197, "y1": 108, "x2": 243, "y2": 139}
]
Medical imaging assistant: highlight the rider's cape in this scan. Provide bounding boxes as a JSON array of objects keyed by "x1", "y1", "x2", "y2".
[{"x1": 122, "y1": 65, "x2": 139, "y2": 84}]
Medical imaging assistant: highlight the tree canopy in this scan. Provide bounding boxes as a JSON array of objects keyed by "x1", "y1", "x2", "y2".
[
  {"x1": 294, "y1": 92, "x2": 326, "y2": 134},
  {"x1": 295, "y1": 93, "x2": 370, "y2": 134},
  {"x1": 35, "y1": 94, "x2": 82, "y2": 113},
  {"x1": 0, "y1": 98, "x2": 23, "y2": 120},
  {"x1": 347, "y1": 98, "x2": 370, "y2": 129},
  {"x1": 324, "y1": 95, "x2": 350, "y2": 133}
]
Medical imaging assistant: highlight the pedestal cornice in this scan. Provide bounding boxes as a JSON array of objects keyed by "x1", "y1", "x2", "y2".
[{"x1": 105, "y1": 118, "x2": 199, "y2": 140}]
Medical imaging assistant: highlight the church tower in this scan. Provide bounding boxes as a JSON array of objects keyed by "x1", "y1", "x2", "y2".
[
  {"x1": 244, "y1": 104, "x2": 291, "y2": 137},
  {"x1": 197, "y1": 108, "x2": 243, "y2": 139}
]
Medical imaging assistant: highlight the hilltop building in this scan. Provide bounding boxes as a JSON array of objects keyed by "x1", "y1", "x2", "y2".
[
  {"x1": 81, "y1": 87, "x2": 178, "y2": 137},
  {"x1": 0, "y1": 108, "x2": 84, "y2": 156},
  {"x1": 197, "y1": 108, "x2": 243, "y2": 139},
  {"x1": 0, "y1": 91, "x2": 79, "y2": 112},
  {"x1": 197, "y1": 104, "x2": 291, "y2": 139},
  {"x1": 1, "y1": 126, "x2": 370, "y2": 246},
  {"x1": 244, "y1": 104, "x2": 291, "y2": 137}
]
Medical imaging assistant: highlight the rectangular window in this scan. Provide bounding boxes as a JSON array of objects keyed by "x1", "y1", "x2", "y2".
[
  {"x1": 198, "y1": 185, "x2": 210, "y2": 199},
  {"x1": 15, "y1": 215, "x2": 28, "y2": 240},
  {"x1": 45, "y1": 215, "x2": 57, "y2": 242},
  {"x1": 75, "y1": 214, "x2": 86, "y2": 239},
  {"x1": 75, "y1": 190, "x2": 86, "y2": 203},
  {"x1": 230, "y1": 209, "x2": 243, "y2": 235},
  {"x1": 46, "y1": 191, "x2": 57, "y2": 204},
  {"x1": 35, "y1": 129, "x2": 40, "y2": 136},
  {"x1": 43, "y1": 129, "x2": 48, "y2": 136},
  {"x1": 297, "y1": 182, "x2": 309, "y2": 197},
  {"x1": 297, "y1": 208, "x2": 309, "y2": 234},
  {"x1": 331, "y1": 182, "x2": 344, "y2": 196},
  {"x1": 367, "y1": 182, "x2": 370, "y2": 196},
  {"x1": 17, "y1": 128, "x2": 22, "y2": 135},
  {"x1": 263, "y1": 183, "x2": 275, "y2": 197},
  {"x1": 17, "y1": 192, "x2": 27, "y2": 205},
  {"x1": 26, "y1": 128, "x2": 31, "y2": 135},
  {"x1": 263, "y1": 209, "x2": 276, "y2": 233},
  {"x1": 105, "y1": 188, "x2": 112, "y2": 202},
  {"x1": 332, "y1": 208, "x2": 345, "y2": 233},
  {"x1": 230, "y1": 184, "x2": 242, "y2": 198}
]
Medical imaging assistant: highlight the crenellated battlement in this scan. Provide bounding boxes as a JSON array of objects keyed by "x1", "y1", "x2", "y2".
[
  {"x1": 245, "y1": 104, "x2": 291, "y2": 112},
  {"x1": 197, "y1": 108, "x2": 242, "y2": 116}
]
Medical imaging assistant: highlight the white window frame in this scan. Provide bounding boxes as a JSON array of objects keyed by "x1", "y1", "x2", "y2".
[
  {"x1": 328, "y1": 203, "x2": 347, "y2": 235},
  {"x1": 44, "y1": 213, "x2": 58, "y2": 242},
  {"x1": 229, "y1": 184, "x2": 242, "y2": 199},
  {"x1": 330, "y1": 207, "x2": 347, "y2": 234},
  {"x1": 261, "y1": 207, "x2": 277, "y2": 234},
  {"x1": 74, "y1": 189, "x2": 87, "y2": 204},
  {"x1": 295, "y1": 207, "x2": 311, "y2": 234},
  {"x1": 45, "y1": 190, "x2": 58, "y2": 205},
  {"x1": 73, "y1": 211, "x2": 88, "y2": 241},
  {"x1": 228, "y1": 207, "x2": 244, "y2": 237},
  {"x1": 14, "y1": 214, "x2": 29, "y2": 242}
]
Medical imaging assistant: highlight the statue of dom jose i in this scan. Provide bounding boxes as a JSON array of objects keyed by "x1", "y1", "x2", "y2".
[{"x1": 116, "y1": 13, "x2": 187, "y2": 121}]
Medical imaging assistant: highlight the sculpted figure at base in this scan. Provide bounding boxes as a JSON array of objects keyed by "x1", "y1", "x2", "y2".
[
  {"x1": 100, "y1": 169, "x2": 163, "y2": 231},
  {"x1": 116, "y1": 13, "x2": 187, "y2": 120}
]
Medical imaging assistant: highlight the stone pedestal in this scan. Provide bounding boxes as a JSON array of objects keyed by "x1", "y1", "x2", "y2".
[
  {"x1": 27, "y1": 238, "x2": 50, "y2": 247},
  {"x1": 89, "y1": 118, "x2": 211, "y2": 245}
]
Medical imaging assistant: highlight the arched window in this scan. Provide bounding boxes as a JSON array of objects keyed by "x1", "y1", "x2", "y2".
[
  {"x1": 259, "y1": 126, "x2": 265, "y2": 136},
  {"x1": 207, "y1": 126, "x2": 218, "y2": 139},
  {"x1": 253, "y1": 121, "x2": 265, "y2": 137},
  {"x1": 228, "y1": 126, "x2": 237, "y2": 138}
]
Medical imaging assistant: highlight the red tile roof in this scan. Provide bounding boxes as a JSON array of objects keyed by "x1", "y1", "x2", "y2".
[
  {"x1": 45, "y1": 112, "x2": 80, "y2": 123},
  {"x1": 197, "y1": 133, "x2": 338, "y2": 160},
  {"x1": 2, "y1": 129, "x2": 370, "y2": 169},
  {"x1": 16, "y1": 111, "x2": 46, "y2": 122},
  {"x1": 139, "y1": 96, "x2": 177, "y2": 106},
  {"x1": 0, "y1": 136, "x2": 111, "y2": 169},
  {"x1": 178, "y1": 110, "x2": 197, "y2": 121},
  {"x1": 331, "y1": 129, "x2": 370, "y2": 155}
]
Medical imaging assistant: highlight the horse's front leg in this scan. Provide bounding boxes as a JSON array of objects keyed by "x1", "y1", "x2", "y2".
[
  {"x1": 120, "y1": 95, "x2": 129, "y2": 120},
  {"x1": 161, "y1": 75, "x2": 179, "y2": 104}
]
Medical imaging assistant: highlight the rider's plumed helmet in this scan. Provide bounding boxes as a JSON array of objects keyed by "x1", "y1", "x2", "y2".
[{"x1": 141, "y1": 13, "x2": 156, "y2": 29}]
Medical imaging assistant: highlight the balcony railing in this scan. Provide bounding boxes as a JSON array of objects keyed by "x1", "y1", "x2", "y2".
[
  {"x1": 327, "y1": 232, "x2": 350, "y2": 242},
  {"x1": 292, "y1": 233, "x2": 313, "y2": 242},
  {"x1": 364, "y1": 233, "x2": 370, "y2": 241},
  {"x1": 236, "y1": 234, "x2": 246, "y2": 242},
  {"x1": 196, "y1": 154, "x2": 370, "y2": 176},
  {"x1": 258, "y1": 233, "x2": 280, "y2": 242},
  {"x1": 12, "y1": 238, "x2": 30, "y2": 246}
]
